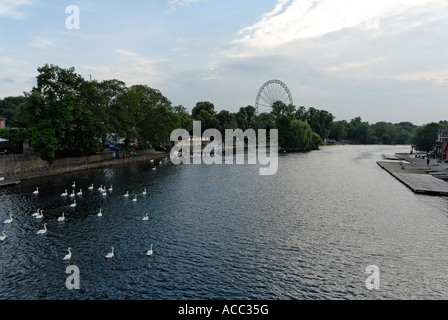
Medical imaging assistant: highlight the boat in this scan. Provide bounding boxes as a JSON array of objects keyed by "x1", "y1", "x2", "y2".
[{"x1": 323, "y1": 139, "x2": 341, "y2": 146}]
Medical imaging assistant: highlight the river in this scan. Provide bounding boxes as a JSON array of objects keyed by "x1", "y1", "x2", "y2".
[{"x1": 1, "y1": 145, "x2": 447, "y2": 300}]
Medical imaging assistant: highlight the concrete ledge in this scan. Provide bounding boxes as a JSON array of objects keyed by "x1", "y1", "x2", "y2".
[
  {"x1": 377, "y1": 161, "x2": 448, "y2": 195},
  {"x1": 0, "y1": 150, "x2": 169, "y2": 181}
]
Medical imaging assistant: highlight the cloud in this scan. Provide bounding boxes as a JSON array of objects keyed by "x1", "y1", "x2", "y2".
[
  {"x1": 0, "y1": 0, "x2": 33, "y2": 19},
  {"x1": 85, "y1": 49, "x2": 170, "y2": 88},
  {"x1": 0, "y1": 75, "x2": 14, "y2": 83},
  {"x1": 167, "y1": 0, "x2": 205, "y2": 13},
  {"x1": 173, "y1": 37, "x2": 207, "y2": 53},
  {"x1": 28, "y1": 36, "x2": 54, "y2": 49},
  {"x1": 0, "y1": 56, "x2": 28, "y2": 66},
  {"x1": 324, "y1": 57, "x2": 387, "y2": 72},
  {"x1": 115, "y1": 49, "x2": 139, "y2": 57},
  {"x1": 228, "y1": 0, "x2": 445, "y2": 58}
]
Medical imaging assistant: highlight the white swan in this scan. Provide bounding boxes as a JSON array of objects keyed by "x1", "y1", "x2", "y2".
[
  {"x1": 32, "y1": 208, "x2": 40, "y2": 217},
  {"x1": 106, "y1": 247, "x2": 114, "y2": 259},
  {"x1": 150, "y1": 160, "x2": 154, "y2": 163},
  {"x1": 0, "y1": 231, "x2": 6, "y2": 241},
  {"x1": 102, "y1": 191, "x2": 107, "y2": 196},
  {"x1": 146, "y1": 244, "x2": 153, "y2": 257},
  {"x1": 58, "y1": 212, "x2": 65, "y2": 222},
  {"x1": 35, "y1": 210, "x2": 44, "y2": 219},
  {"x1": 98, "y1": 185, "x2": 104, "y2": 191},
  {"x1": 63, "y1": 247, "x2": 72, "y2": 260},
  {"x1": 3, "y1": 214, "x2": 13, "y2": 224},
  {"x1": 124, "y1": 191, "x2": 129, "y2": 197},
  {"x1": 77, "y1": 189, "x2": 82, "y2": 196},
  {"x1": 37, "y1": 223, "x2": 47, "y2": 235},
  {"x1": 33, "y1": 187, "x2": 39, "y2": 194},
  {"x1": 97, "y1": 208, "x2": 103, "y2": 217},
  {"x1": 70, "y1": 190, "x2": 76, "y2": 197},
  {"x1": 132, "y1": 195, "x2": 137, "y2": 202},
  {"x1": 72, "y1": 182, "x2": 76, "y2": 188},
  {"x1": 61, "y1": 190, "x2": 68, "y2": 196},
  {"x1": 152, "y1": 167, "x2": 156, "y2": 171},
  {"x1": 142, "y1": 189, "x2": 147, "y2": 195},
  {"x1": 70, "y1": 200, "x2": 77, "y2": 208},
  {"x1": 88, "y1": 183, "x2": 94, "y2": 190},
  {"x1": 142, "y1": 213, "x2": 149, "y2": 221},
  {"x1": 108, "y1": 185, "x2": 113, "y2": 191}
]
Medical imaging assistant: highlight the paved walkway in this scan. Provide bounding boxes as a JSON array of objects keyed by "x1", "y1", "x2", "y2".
[{"x1": 377, "y1": 154, "x2": 448, "y2": 195}]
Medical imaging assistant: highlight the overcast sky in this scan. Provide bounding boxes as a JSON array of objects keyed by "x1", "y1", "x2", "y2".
[{"x1": 0, "y1": 0, "x2": 447, "y2": 125}]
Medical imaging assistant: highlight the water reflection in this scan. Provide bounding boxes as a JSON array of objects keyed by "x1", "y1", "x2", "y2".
[{"x1": 1, "y1": 146, "x2": 448, "y2": 299}]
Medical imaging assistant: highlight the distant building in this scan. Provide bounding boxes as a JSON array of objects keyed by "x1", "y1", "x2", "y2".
[
  {"x1": 0, "y1": 116, "x2": 6, "y2": 129},
  {"x1": 434, "y1": 129, "x2": 448, "y2": 161}
]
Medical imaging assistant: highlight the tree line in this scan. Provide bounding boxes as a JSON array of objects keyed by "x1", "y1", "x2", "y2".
[{"x1": 0, "y1": 64, "x2": 445, "y2": 162}]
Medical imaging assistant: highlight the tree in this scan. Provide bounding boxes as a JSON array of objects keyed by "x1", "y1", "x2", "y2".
[
  {"x1": 192, "y1": 101, "x2": 215, "y2": 119},
  {"x1": 354, "y1": 122, "x2": 377, "y2": 144},
  {"x1": 271, "y1": 101, "x2": 295, "y2": 119},
  {"x1": 305, "y1": 107, "x2": 334, "y2": 139},
  {"x1": 373, "y1": 122, "x2": 397, "y2": 144},
  {"x1": 93, "y1": 79, "x2": 128, "y2": 145},
  {"x1": 294, "y1": 106, "x2": 307, "y2": 121},
  {"x1": 238, "y1": 105, "x2": 256, "y2": 129},
  {"x1": 381, "y1": 134, "x2": 391, "y2": 145},
  {"x1": 396, "y1": 130, "x2": 411, "y2": 145},
  {"x1": 20, "y1": 64, "x2": 89, "y2": 162},
  {"x1": 291, "y1": 120, "x2": 321, "y2": 151},
  {"x1": 0, "y1": 96, "x2": 26, "y2": 124},
  {"x1": 253, "y1": 113, "x2": 276, "y2": 132},
  {"x1": 276, "y1": 115, "x2": 295, "y2": 148},
  {"x1": 234, "y1": 111, "x2": 248, "y2": 131},
  {"x1": 173, "y1": 105, "x2": 193, "y2": 133},
  {"x1": 412, "y1": 122, "x2": 443, "y2": 151},
  {"x1": 196, "y1": 109, "x2": 220, "y2": 132},
  {"x1": 129, "y1": 85, "x2": 177, "y2": 149},
  {"x1": 217, "y1": 110, "x2": 237, "y2": 130},
  {"x1": 0, "y1": 127, "x2": 26, "y2": 153},
  {"x1": 330, "y1": 121, "x2": 348, "y2": 141}
]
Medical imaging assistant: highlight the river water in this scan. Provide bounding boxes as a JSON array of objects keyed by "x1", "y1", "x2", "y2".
[{"x1": 1, "y1": 145, "x2": 448, "y2": 300}]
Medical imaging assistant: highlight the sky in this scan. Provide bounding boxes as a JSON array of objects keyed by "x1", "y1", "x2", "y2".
[{"x1": 0, "y1": 0, "x2": 447, "y2": 125}]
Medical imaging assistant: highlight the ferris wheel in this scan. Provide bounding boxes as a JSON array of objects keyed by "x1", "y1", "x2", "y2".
[{"x1": 255, "y1": 80, "x2": 294, "y2": 114}]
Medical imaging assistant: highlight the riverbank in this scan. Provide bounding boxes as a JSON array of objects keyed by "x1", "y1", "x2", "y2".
[{"x1": 0, "y1": 149, "x2": 169, "y2": 183}]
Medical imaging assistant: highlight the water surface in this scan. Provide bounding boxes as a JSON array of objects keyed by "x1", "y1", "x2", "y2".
[{"x1": 1, "y1": 145, "x2": 447, "y2": 299}]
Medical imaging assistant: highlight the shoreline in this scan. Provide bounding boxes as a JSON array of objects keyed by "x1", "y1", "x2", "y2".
[{"x1": 0, "y1": 149, "x2": 170, "y2": 184}]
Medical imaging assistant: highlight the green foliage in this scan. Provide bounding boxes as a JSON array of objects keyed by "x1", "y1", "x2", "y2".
[
  {"x1": 192, "y1": 101, "x2": 215, "y2": 119},
  {"x1": 396, "y1": 130, "x2": 411, "y2": 144},
  {"x1": 217, "y1": 110, "x2": 237, "y2": 131},
  {"x1": 381, "y1": 134, "x2": 392, "y2": 145},
  {"x1": 412, "y1": 122, "x2": 444, "y2": 151},
  {"x1": 0, "y1": 96, "x2": 26, "y2": 124},
  {"x1": 192, "y1": 101, "x2": 220, "y2": 132},
  {"x1": 304, "y1": 107, "x2": 334, "y2": 139},
  {"x1": 234, "y1": 105, "x2": 256, "y2": 130},
  {"x1": 330, "y1": 121, "x2": 348, "y2": 141},
  {"x1": 7, "y1": 63, "x2": 429, "y2": 161},
  {"x1": 0, "y1": 128, "x2": 26, "y2": 153},
  {"x1": 253, "y1": 113, "x2": 276, "y2": 132},
  {"x1": 291, "y1": 120, "x2": 321, "y2": 151},
  {"x1": 12, "y1": 64, "x2": 190, "y2": 162}
]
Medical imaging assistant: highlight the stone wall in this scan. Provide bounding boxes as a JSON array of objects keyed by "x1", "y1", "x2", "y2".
[{"x1": 0, "y1": 149, "x2": 169, "y2": 181}]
